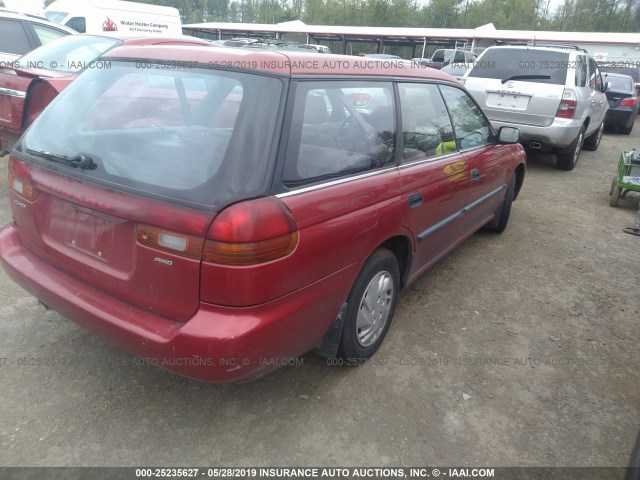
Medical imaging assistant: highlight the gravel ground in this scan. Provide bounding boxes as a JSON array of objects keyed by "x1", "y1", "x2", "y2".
[{"x1": 0, "y1": 127, "x2": 638, "y2": 469}]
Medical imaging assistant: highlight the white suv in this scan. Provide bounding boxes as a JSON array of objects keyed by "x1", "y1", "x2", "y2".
[{"x1": 463, "y1": 45, "x2": 609, "y2": 170}]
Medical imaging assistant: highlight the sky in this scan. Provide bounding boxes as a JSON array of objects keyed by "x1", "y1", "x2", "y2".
[{"x1": 2, "y1": 0, "x2": 45, "y2": 15}]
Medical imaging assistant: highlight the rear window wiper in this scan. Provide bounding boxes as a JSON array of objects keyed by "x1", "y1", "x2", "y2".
[
  {"x1": 501, "y1": 75, "x2": 552, "y2": 84},
  {"x1": 26, "y1": 149, "x2": 97, "y2": 170}
]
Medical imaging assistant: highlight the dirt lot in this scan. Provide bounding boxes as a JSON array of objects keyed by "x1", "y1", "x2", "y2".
[{"x1": 0, "y1": 128, "x2": 639, "y2": 469}]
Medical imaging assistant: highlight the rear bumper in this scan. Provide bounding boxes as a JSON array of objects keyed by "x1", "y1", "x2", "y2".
[
  {"x1": 0, "y1": 223, "x2": 358, "y2": 383},
  {"x1": 606, "y1": 108, "x2": 636, "y2": 128},
  {"x1": 489, "y1": 118, "x2": 583, "y2": 149}
]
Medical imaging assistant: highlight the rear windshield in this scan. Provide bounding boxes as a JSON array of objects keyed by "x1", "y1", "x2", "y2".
[
  {"x1": 468, "y1": 48, "x2": 570, "y2": 85},
  {"x1": 17, "y1": 35, "x2": 122, "y2": 73},
  {"x1": 600, "y1": 67, "x2": 639, "y2": 83},
  {"x1": 18, "y1": 60, "x2": 284, "y2": 210},
  {"x1": 604, "y1": 75, "x2": 633, "y2": 92},
  {"x1": 431, "y1": 50, "x2": 454, "y2": 63}
]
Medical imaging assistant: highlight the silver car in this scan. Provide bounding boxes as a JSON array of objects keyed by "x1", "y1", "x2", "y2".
[{"x1": 463, "y1": 45, "x2": 608, "y2": 170}]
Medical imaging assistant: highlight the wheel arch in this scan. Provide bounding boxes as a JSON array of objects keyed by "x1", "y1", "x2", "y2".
[
  {"x1": 377, "y1": 235, "x2": 413, "y2": 289},
  {"x1": 314, "y1": 233, "x2": 412, "y2": 358}
]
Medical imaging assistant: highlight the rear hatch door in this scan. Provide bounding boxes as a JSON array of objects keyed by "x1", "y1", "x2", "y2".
[
  {"x1": 10, "y1": 56, "x2": 285, "y2": 321},
  {"x1": 10, "y1": 155, "x2": 213, "y2": 321},
  {"x1": 465, "y1": 48, "x2": 569, "y2": 127}
]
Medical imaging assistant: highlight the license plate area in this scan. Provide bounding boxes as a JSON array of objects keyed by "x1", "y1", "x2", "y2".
[
  {"x1": 64, "y1": 205, "x2": 113, "y2": 260},
  {"x1": 49, "y1": 197, "x2": 117, "y2": 261},
  {"x1": 487, "y1": 93, "x2": 530, "y2": 110}
]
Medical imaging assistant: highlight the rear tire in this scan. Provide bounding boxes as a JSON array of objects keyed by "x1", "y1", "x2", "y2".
[
  {"x1": 338, "y1": 249, "x2": 399, "y2": 361},
  {"x1": 621, "y1": 121, "x2": 634, "y2": 135},
  {"x1": 584, "y1": 122, "x2": 604, "y2": 151},
  {"x1": 483, "y1": 174, "x2": 516, "y2": 233},
  {"x1": 556, "y1": 126, "x2": 585, "y2": 171}
]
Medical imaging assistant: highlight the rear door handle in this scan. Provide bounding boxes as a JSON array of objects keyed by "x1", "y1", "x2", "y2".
[
  {"x1": 407, "y1": 192, "x2": 423, "y2": 209},
  {"x1": 471, "y1": 169, "x2": 481, "y2": 181}
]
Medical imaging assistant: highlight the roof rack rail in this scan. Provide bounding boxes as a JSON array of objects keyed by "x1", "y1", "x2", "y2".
[{"x1": 527, "y1": 42, "x2": 588, "y2": 53}]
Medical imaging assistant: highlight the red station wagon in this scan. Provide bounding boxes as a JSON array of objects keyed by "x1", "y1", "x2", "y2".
[{"x1": 0, "y1": 47, "x2": 526, "y2": 382}]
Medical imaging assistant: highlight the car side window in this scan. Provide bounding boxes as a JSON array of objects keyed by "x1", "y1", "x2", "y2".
[
  {"x1": 0, "y1": 19, "x2": 32, "y2": 55},
  {"x1": 588, "y1": 57, "x2": 603, "y2": 91},
  {"x1": 575, "y1": 55, "x2": 587, "y2": 87},
  {"x1": 32, "y1": 24, "x2": 68, "y2": 46},
  {"x1": 398, "y1": 83, "x2": 455, "y2": 162},
  {"x1": 283, "y1": 81, "x2": 396, "y2": 188},
  {"x1": 439, "y1": 85, "x2": 493, "y2": 150},
  {"x1": 66, "y1": 17, "x2": 87, "y2": 33}
]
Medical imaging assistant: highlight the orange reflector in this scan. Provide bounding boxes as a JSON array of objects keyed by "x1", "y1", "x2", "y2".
[
  {"x1": 8, "y1": 171, "x2": 39, "y2": 201},
  {"x1": 136, "y1": 225, "x2": 203, "y2": 259},
  {"x1": 203, "y1": 231, "x2": 298, "y2": 265}
]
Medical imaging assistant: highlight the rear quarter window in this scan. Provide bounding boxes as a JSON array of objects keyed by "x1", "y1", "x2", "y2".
[
  {"x1": 32, "y1": 23, "x2": 69, "y2": 45},
  {"x1": 282, "y1": 81, "x2": 396, "y2": 188},
  {"x1": 469, "y1": 48, "x2": 570, "y2": 85}
]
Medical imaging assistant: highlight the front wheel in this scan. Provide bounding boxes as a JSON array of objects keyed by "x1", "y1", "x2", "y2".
[
  {"x1": 556, "y1": 126, "x2": 585, "y2": 171},
  {"x1": 338, "y1": 249, "x2": 399, "y2": 360}
]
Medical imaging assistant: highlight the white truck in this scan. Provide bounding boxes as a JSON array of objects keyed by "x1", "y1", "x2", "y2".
[{"x1": 44, "y1": 0, "x2": 182, "y2": 36}]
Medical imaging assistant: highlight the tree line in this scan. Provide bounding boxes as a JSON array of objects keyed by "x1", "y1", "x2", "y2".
[{"x1": 120, "y1": 0, "x2": 640, "y2": 32}]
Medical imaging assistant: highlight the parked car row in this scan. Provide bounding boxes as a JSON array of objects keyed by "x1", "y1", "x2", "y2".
[
  {"x1": 0, "y1": 40, "x2": 526, "y2": 382},
  {"x1": 212, "y1": 37, "x2": 332, "y2": 53},
  {"x1": 412, "y1": 49, "x2": 477, "y2": 70}
]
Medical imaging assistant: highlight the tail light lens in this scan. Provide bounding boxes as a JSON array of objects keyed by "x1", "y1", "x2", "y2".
[
  {"x1": 556, "y1": 89, "x2": 577, "y2": 118},
  {"x1": 25, "y1": 81, "x2": 58, "y2": 128},
  {"x1": 8, "y1": 170, "x2": 39, "y2": 202},
  {"x1": 203, "y1": 197, "x2": 298, "y2": 265},
  {"x1": 621, "y1": 97, "x2": 637, "y2": 107}
]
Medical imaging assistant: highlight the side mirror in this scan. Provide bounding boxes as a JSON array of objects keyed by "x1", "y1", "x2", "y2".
[{"x1": 498, "y1": 126, "x2": 520, "y2": 144}]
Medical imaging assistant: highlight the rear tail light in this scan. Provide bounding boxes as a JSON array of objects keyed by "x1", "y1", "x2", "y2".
[
  {"x1": 203, "y1": 197, "x2": 298, "y2": 265},
  {"x1": 136, "y1": 225, "x2": 204, "y2": 260},
  {"x1": 347, "y1": 92, "x2": 371, "y2": 107},
  {"x1": 8, "y1": 170, "x2": 39, "y2": 202},
  {"x1": 621, "y1": 97, "x2": 637, "y2": 107},
  {"x1": 556, "y1": 89, "x2": 577, "y2": 118},
  {"x1": 25, "y1": 81, "x2": 58, "y2": 128}
]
